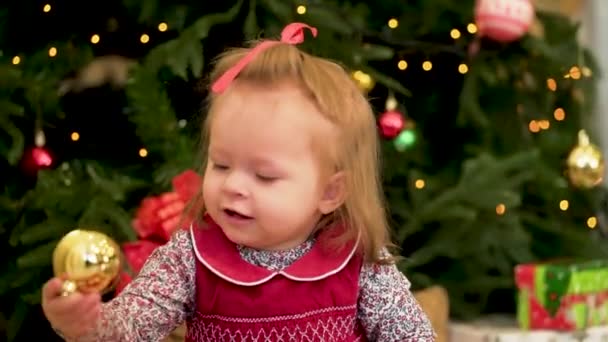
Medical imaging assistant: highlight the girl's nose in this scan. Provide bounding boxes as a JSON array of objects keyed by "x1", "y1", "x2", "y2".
[{"x1": 221, "y1": 170, "x2": 249, "y2": 197}]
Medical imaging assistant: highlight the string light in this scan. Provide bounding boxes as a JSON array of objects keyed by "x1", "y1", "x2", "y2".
[
  {"x1": 158, "y1": 22, "x2": 168, "y2": 32},
  {"x1": 414, "y1": 179, "x2": 425, "y2": 189},
  {"x1": 450, "y1": 29, "x2": 461, "y2": 39},
  {"x1": 12, "y1": 56, "x2": 20, "y2": 65},
  {"x1": 70, "y1": 132, "x2": 80, "y2": 141},
  {"x1": 546, "y1": 78, "x2": 557, "y2": 91},
  {"x1": 529, "y1": 120, "x2": 540, "y2": 133},
  {"x1": 422, "y1": 61, "x2": 432, "y2": 71},
  {"x1": 352, "y1": 70, "x2": 373, "y2": 90},
  {"x1": 568, "y1": 66, "x2": 581, "y2": 80},
  {"x1": 296, "y1": 5, "x2": 306, "y2": 14},
  {"x1": 48, "y1": 47, "x2": 57, "y2": 57},
  {"x1": 388, "y1": 18, "x2": 399, "y2": 29},
  {"x1": 467, "y1": 23, "x2": 478, "y2": 34},
  {"x1": 90, "y1": 34, "x2": 100, "y2": 44},
  {"x1": 140, "y1": 34, "x2": 150, "y2": 44},
  {"x1": 397, "y1": 60, "x2": 408, "y2": 70},
  {"x1": 587, "y1": 216, "x2": 597, "y2": 229},
  {"x1": 139, "y1": 148, "x2": 148, "y2": 157},
  {"x1": 43, "y1": 4, "x2": 51, "y2": 12},
  {"x1": 496, "y1": 203, "x2": 506, "y2": 215},
  {"x1": 458, "y1": 63, "x2": 468, "y2": 74},
  {"x1": 553, "y1": 108, "x2": 565, "y2": 121},
  {"x1": 528, "y1": 119, "x2": 551, "y2": 132},
  {"x1": 559, "y1": 200, "x2": 569, "y2": 211},
  {"x1": 582, "y1": 66, "x2": 592, "y2": 77}
]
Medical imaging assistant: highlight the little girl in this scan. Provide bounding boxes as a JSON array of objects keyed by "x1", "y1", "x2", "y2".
[{"x1": 42, "y1": 22, "x2": 435, "y2": 341}]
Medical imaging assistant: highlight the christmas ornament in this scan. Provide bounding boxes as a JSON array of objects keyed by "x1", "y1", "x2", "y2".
[
  {"x1": 379, "y1": 93, "x2": 417, "y2": 151},
  {"x1": 566, "y1": 129, "x2": 604, "y2": 189},
  {"x1": 528, "y1": 18, "x2": 545, "y2": 39},
  {"x1": 379, "y1": 110, "x2": 405, "y2": 139},
  {"x1": 474, "y1": 0, "x2": 535, "y2": 43},
  {"x1": 532, "y1": 0, "x2": 584, "y2": 18},
  {"x1": 53, "y1": 229, "x2": 121, "y2": 296},
  {"x1": 394, "y1": 129, "x2": 417, "y2": 152},
  {"x1": 20, "y1": 129, "x2": 54, "y2": 174},
  {"x1": 379, "y1": 93, "x2": 406, "y2": 139},
  {"x1": 351, "y1": 70, "x2": 375, "y2": 93},
  {"x1": 30, "y1": 146, "x2": 53, "y2": 167}
]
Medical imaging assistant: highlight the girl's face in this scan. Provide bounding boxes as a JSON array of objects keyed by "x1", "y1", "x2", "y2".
[{"x1": 202, "y1": 82, "x2": 342, "y2": 251}]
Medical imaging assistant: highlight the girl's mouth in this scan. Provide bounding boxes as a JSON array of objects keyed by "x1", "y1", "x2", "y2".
[{"x1": 224, "y1": 208, "x2": 253, "y2": 220}]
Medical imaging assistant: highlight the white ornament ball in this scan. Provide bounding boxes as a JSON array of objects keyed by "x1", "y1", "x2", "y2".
[{"x1": 474, "y1": 0, "x2": 535, "y2": 43}]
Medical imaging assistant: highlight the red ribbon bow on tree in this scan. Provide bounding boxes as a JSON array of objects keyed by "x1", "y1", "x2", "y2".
[{"x1": 116, "y1": 170, "x2": 202, "y2": 294}]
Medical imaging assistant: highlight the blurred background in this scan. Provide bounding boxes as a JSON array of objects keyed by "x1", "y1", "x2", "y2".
[{"x1": 2, "y1": 0, "x2": 608, "y2": 340}]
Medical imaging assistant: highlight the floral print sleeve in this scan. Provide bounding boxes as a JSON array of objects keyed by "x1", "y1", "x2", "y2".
[
  {"x1": 357, "y1": 261, "x2": 436, "y2": 341},
  {"x1": 75, "y1": 230, "x2": 195, "y2": 342}
]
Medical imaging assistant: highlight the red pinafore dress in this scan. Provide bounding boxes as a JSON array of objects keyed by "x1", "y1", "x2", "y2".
[{"x1": 185, "y1": 216, "x2": 366, "y2": 341}]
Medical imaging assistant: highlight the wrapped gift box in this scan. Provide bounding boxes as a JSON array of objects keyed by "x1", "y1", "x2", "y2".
[
  {"x1": 450, "y1": 315, "x2": 608, "y2": 342},
  {"x1": 515, "y1": 259, "x2": 608, "y2": 331}
]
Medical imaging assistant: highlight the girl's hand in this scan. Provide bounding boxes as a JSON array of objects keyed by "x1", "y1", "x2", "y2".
[{"x1": 42, "y1": 277, "x2": 102, "y2": 339}]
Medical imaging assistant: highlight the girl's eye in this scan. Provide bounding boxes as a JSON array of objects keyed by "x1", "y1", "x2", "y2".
[
  {"x1": 256, "y1": 174, "x2": 277, "y2": 182},
  {"x1": 212, "y1": 162, "x2": 228, "y2": 171}
]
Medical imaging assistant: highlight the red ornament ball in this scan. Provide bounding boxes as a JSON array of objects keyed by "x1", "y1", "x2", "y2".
[
  {"x1": 378, "y1": 110, "x2": 405, "y2": 139},
  {"x1": 31, "y1": 147, "x2": 53, "y2": 167},
  {"x1": 474, "y1": 0, "x2": 535, "y2": 43},
  {"x1": 20, "y1": 145, "x2": 54, "y2": 175}
]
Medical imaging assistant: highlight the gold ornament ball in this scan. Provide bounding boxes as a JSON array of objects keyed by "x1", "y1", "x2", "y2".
[
  {"x1": 52, "y1": 229, "x2": 121, "y2": 296},
  {"x1": 567, "y1": 130, "x2": 605, "y2": 189},
  {"x1": 351, "y1": 70, "x2": 375, "y2": 93}
]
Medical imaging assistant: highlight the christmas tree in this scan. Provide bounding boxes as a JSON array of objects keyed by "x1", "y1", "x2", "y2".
[{"x1": 2, "y1": 0, "x2": 607, "y2": 339}]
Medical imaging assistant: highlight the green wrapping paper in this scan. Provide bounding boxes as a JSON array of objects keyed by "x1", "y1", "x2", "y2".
[{"x1": 515, "y1": 260, "x2": 608, "y2": 331}]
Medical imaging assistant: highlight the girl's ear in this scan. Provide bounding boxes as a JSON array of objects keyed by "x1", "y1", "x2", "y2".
[{"x1": 318, "y1": 171, "x2": 346, "y2": 214}]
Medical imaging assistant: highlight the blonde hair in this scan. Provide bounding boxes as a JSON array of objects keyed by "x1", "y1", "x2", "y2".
[{"x1": 192, "y1": 39, "x2": 395, "y2": 263}]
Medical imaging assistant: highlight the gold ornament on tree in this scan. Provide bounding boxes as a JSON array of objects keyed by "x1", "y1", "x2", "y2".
[
  {"x1": 566, "y1": 130, "x2": 605, "y2": 189},
  {"x1": 52, "y1": 229, "x2": 122, "y2": 296},
  {"x1": 532, "y1": 0, "x2": 584, "y2": 18},
  {"x1": 351, "y1": 70, "x2": 375, "y2": 93},
  {"x1": 529, "y1": 1, "x2": 585, "y2": 39}
]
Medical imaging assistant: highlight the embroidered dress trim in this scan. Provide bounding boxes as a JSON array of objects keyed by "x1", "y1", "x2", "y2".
[
  {"x1": 195, "y1": 304, "x2": 357, "y2": 324},
  {"x1": 186, "y1": 305, "x2": 360, "y2": 342}
]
